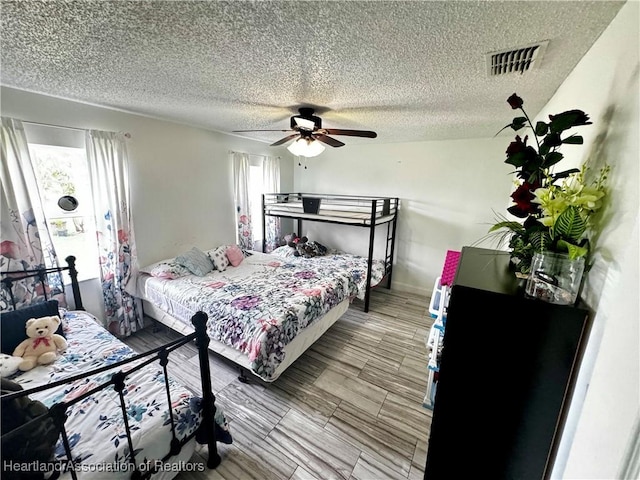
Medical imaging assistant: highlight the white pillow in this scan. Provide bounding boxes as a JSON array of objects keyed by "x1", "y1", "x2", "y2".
[
  {"x1": 208, "y1": 246, "x2": 230, "y2": 272},
  {"x1": 140, "y1": 258, "x2": 176, "y2": 274},
  {"x1": 149, "y1": 262, "x2": 191, "y2": 279}
]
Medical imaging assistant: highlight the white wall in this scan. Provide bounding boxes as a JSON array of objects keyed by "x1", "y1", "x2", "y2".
[
  {"x1": 294, "y1": 137, "x2": 514, "y2": 295},
  {"x1": 1, "y1": 87, "x2": 294, "y2": 319},
  {"x1": 539, "y1": 1, "x2": 639, "y2": 478}
]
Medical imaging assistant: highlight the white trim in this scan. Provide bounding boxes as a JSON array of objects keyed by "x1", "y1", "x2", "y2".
[{"x1": 618, "y1": 411, "x2": 640, "y2": 479}]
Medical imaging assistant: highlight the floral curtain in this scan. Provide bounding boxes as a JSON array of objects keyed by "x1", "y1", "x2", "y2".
[
  {"x1": 0, "y1": 117, "x2": 65, "y2": 311},
  {"x1": 263, "y1": 155, "x2": 281, "y2": 252},
  {"x1": 232, "y1": 151, "x2": 253, "y2": 249},
  {"x1": 86, "y1": 130, "x2": 142, "y2": 336}
]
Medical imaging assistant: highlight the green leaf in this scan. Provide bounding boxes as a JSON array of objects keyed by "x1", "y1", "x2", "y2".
[
  {"x1": 535, "y1": 121, "x2": 548, "y2": 136},
  {"x1": 541, "y1": 132, "x2": 562, "y2": 149},
  {"x1": 562, "y1": 134, "x2": 583, "y2": 145},
  {"x1": 551, "y1": 168, "x2": 580, "y2": 181},
  {"x1": 544, "y1": 151, "x2": 564, "y2": 167},
  {"x1": 489, "y1": 221, "x2": 525, "y2": 233},
  {"x1": 549, "y1": 112, "x2": 580, "y2": 133},
  {"x1": 539, "y1": 142, "x2": 550, "y2": 155},
  {"x1": 494, "y1": 124, "x2": 514, "y2": 136},
  {"x1": 554, "y1": 206, "x2": 586, "y2": 241},
  {"x1": 549, "y1": 110, "x2": 592, "y2": 134},
  {"x1": 505, "y1": 151, "x2": 526, "y2": 167},
  {"x1": 530, "y1": 229, "x2": 552, "y2": 252},
  {"x1": 557, "y1": 239, "x2": 589, "y2": 259},
  {"x1": 527, "y1": 170, "x2": 545, "y2": 184},
  {"x1": 511, "y1": 117, "x2": 527, "y2": 130}
]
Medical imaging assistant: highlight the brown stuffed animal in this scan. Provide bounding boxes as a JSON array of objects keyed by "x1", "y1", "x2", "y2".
[{"x1": 12, "y1": 315, "x2": 67, "y2": 371}]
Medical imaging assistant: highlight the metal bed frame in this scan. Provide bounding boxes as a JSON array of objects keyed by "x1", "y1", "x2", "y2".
[
  {"x1": 1, "y1": 256, "x2": 221, "y2": 479},
  {"x1": 262, "y1": 193, "x2": 399, "y2": 312}
]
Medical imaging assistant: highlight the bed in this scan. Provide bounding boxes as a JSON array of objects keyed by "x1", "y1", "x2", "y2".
[
  {"x1": 0, "y1": 257, "x2": 224, "y2": 479},
  {"x1": 262, "y1": 193, "x2": 399, "y2": 312},
  {"x1": 137, "y1": 248, "x2": 387, "y2": 383}
]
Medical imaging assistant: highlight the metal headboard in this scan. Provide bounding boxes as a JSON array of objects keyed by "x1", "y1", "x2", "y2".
[{"x1": 1, "y1": 255, "x2": 84, "y2": 311}]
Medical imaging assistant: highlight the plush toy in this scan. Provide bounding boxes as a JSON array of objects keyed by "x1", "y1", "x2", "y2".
[
  {"x1": 285, "y1": 232, "x2": 304, "y2": 247},
  {"x1": 12, "y1": 316, "x2": 67, "y2": 371},
  {"x1": 0, "y1": 354, "x2": 22, "y2": 378},
  {"x1": 284, "y1": 233, "x2": 328, "y2": 258},
  {"x1": 301, "y1": 240, "x2": 329, "y2": 258},
  {"x1": 1, "y1": 378, "x2": 61, "y2": 466},
  {"x1": 286, "y1": 234, "x2": 308, "y2": 257}
]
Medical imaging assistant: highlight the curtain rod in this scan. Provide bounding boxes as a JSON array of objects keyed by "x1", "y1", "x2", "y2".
[
  {"x1": 21, "y1": 120, "x2": 131, "y2": 138},
  {"x1": 228, "y1": 150, "x2": 279, "y2": 159}
]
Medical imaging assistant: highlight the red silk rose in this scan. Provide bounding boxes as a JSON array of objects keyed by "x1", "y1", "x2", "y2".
[{"x1": 507, "y1": 93, "x2": 524, "y2": 109}]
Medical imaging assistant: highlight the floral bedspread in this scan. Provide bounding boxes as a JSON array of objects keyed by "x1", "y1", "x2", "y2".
[
  {"x1": 141, "y1": 252, "x2": 386, "y2": 381},
  {"x1": 8, "y1": 310, "x2": 203, "y2": 478},
  {"x1": 269, "y1": 247, "x2": 387, "y2": 298}
]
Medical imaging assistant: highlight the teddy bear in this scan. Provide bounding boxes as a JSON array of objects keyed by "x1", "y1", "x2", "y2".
[
  {"x1": 0, "y1": 353, "x2": 22, "y2": 378},
  {"x1": 12, "y1": 315, "x2": 67, "y2": 371}
]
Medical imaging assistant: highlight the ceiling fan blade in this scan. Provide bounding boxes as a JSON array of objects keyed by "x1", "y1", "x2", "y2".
[
  {"x1": 233, "y1": 129, "x2": 294, "y2": 133},
  {"x1": 323, "y1": 129, "x2": 377, "y2": 138},
  {"x1": 270, "y1": 134, "x2": 300, "y2": 146},
  {"x1": 314, "y1": 134, "x2": 345, "y2": 147}
]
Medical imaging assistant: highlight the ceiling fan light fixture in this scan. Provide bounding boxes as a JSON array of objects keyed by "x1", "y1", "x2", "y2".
[
  {"x1": 294, "y1": 117, "x2": 316, "y2": 131},
  {"x1": 287, "y1": 137, "x2": 325, "y2": 157},
  {"x1": 238, "y1": 107, "x2": 376, "y2": 150}
]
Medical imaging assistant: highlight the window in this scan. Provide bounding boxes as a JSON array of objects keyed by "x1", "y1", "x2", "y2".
[{"x1": 28, "y1": 142, "x2": 99, "y2": 282}]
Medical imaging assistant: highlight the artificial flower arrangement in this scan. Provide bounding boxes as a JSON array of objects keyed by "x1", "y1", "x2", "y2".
[{"x1": 490, "y1": 93, "x2": 609, "y2": 275}]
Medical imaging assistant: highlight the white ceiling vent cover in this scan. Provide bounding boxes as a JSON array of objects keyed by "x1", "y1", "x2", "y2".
[{"x1": 487, "y1": 41, "x2": 549, "y2": 76}]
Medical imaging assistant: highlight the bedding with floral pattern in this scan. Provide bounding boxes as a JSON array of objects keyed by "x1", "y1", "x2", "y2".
[
  {"x1": 140, "y1": 252, "x2": 385, "y2": 381},
  {"x1": 7, "y1": 309, "x2": 228, "y2": 478}
]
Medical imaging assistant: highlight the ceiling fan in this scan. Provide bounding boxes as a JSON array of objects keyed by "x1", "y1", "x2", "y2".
[{"x1": 233, "y1": 107, "x2": 377, "y2": 157}]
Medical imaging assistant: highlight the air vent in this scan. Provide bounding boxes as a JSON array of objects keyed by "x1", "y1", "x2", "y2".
[{"x1": 487, "y1": 41, "x2": 549, "y2": 76}]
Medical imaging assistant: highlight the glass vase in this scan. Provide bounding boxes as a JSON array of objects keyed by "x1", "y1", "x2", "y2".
[{"x1": 525, "y1": 252, "x2": 585, "y2": 305}]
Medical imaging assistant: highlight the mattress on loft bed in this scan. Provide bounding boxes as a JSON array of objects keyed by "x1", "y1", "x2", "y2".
[
  {"x1": 264, "y1": 201, "x2": 395, "y2": 225},
  {"x1": 137, "y1": 251, "x2": 374, "y2": 382}
]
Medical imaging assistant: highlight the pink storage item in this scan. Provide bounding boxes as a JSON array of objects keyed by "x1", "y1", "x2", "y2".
[{"x1": 440, "y1": 250, "x2": 461, "y2": 286}]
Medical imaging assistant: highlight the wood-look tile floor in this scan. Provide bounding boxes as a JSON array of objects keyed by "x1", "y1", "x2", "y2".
[{"x1": 123, "y1": 289, "x2": 433, "y2": 480}]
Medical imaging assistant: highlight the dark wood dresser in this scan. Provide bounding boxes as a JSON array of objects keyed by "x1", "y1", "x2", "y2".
[{"x1": 424, "y1": 246, "x2": 590, "y2": 480}]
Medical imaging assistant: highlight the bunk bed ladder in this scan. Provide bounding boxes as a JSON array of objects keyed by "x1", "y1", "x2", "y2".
[{"x1": 385, "y1": 198, "x2": 399, "y2": 288}]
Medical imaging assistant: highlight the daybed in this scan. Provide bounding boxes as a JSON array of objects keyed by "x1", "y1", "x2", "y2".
[
  {"x1": 137, "y1": 247, "x2": 387, "y2": 383},
  {"x1": 1, "y1": 257, "x2": 223, "y2": 480},
  {"x1": 262, "y1": 193, "x2": 399, "y2": 312}
]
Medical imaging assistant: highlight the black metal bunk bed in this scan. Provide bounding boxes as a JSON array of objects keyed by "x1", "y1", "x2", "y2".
[
  {"x1": 262, "y1": 193, "x2": 399, "y2": 312},
  {"x1": 1, "y1": 256, "x2": 221, "y2": 479}
]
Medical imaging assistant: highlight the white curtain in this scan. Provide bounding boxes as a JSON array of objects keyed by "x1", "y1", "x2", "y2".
[
  {"x1": 232, "y1": 151, "x2": 253, "y2": 249},
  {"x1": 86, "y1": 130, "x2": 142, "y2": 336},
  {"x1": 0, "y1": 117, "x2": 65, "y2": 310},
  {"x1": 263, "y1": 156, "x2": 281, "y2": 252}
]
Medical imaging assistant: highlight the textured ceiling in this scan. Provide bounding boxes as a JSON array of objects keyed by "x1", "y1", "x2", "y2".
[{"x1": 0, "y1": 1, "x2": 626, "y2": 145}]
